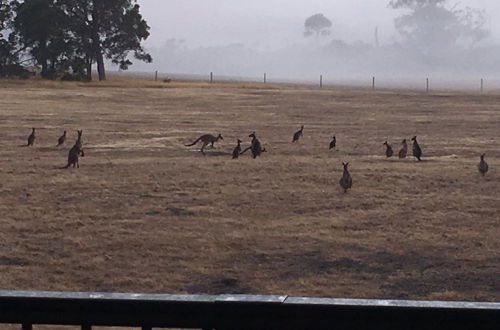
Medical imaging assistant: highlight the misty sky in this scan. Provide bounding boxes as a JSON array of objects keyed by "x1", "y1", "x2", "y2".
[{"x1": 139, "y1": 0, "x2": 500, "y2": 49}]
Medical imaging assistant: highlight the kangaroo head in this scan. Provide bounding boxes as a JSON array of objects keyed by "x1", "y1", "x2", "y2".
[
  {"x1": 342, "y1": 162, "x2": 349, "y2": 170},
  {"x1": 411, "y1": 136, "x2": 417, "y2": 141},
  {"x1": 237, "y1": 139, "x2": 242, "y2": 144},
  {"x1": 480, "y1": 153, "x2": 485, "y2": 160},
  {"x1": 402, "y1": 139, "x2": 406, "y2": 144},
  {"x1": 77, "y1": 130, "x2": 82, "y2": 138},
  {"x1": 217, "y1": 134, "x2": 223, "y2": 140},
  {"x1": 383, "y1": 141, "x2": 388, "y2": 146},
  {"x1": 249, "y1": 132, "x2": 256, "y2": 138},
  {"x1": 63, "y1": 130, "x2": 67, "y2": 135},
  {"x1": 300, "y1": 125, "x2": 304, "y2": 130},
  {"x1": 32, "y1": 127, "x2": 35, "y2": 132}
]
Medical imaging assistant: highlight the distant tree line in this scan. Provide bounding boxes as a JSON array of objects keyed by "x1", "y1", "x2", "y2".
[
  {"x1": 304, "y1": 0, "x2": 488, "y2": 54},
  {"x1": 0, "y1": 0, "x2": 152, "y2": 80}
]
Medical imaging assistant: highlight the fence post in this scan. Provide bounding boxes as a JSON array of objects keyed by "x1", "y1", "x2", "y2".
[
  {"x1": 372, "y1": 76, "x2": 375, "y2": 90},
  {"x1": 264, "y1": 73, "x2": 266, "y2": 84},
  {"x1": 481, "y1": 78, "x2": 484, "y2": 93},
  {"x1": 154, "y1": 70, "x2": 158, "y2": 82},
  {"x1": 210, "y1": 72, "x2": 213, "y2": 83},
  {"x1": 320, "y1": 75, "x2": 323, "y2": 89},
  {"x1": 426, "y1": 78, "x2": 429, "y2": 93}
]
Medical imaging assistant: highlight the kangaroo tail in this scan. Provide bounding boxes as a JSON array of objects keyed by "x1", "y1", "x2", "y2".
[
  {"x1": 240, "y1": 146, "x2": 252, "y2": 155},
  {"x1": 185, "y1": 137, "x2": 202, "y2": 147}
]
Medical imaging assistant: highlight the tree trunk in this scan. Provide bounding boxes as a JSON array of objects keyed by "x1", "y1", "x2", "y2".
[
  {"x1": 96, "y1": 51, "x2": 106, "y2": 81},
  {"x1": 85, "y1": 55, "x2": 92, "y2": 81},
  {"x1": 90, "y1": 4, "x2": 106, "y2": 81}
]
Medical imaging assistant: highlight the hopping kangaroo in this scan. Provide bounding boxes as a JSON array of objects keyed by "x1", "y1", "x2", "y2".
[
  {"x1": 65, "y1": 143, "x2": 85, "y2": 168},
  {"x1": 478, "y1": 153, "x2": 489, "y2": 176},
  {"x1": 57, "y1": 130, "x2": 67, "y2": 146},
  {"x1": 329, "y1": 135, "x2": 336, "y2": 150},
  {"x1": 241, "y1": 132, "x2": 266, "y2": 158},
  {"x1": 339, "y1": 162, "x2": 353, "y2": 193},
  {"x1": 398, "y1": 139, "x2": 407, "y2": 159},
  {"x1": 292, "y1": 125, "x2": 304, "y2": 142},
  {"x1": 185, "y1": 133, "x2": 223, "y2": 155},
  {"x1": 232, "y1": 139, "x2": 242, "y2": 159},
  {"x1": 27, "y1": 128, "x2": 35, "y2": 146},
  {"x1": 411, "y1": 136, "x2": 422, "y2": 161},
  {"x1": 383, "y1": 141, "x2": 393, "y2": 157}
]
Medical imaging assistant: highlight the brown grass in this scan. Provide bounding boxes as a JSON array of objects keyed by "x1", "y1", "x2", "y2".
[{"x1": 0, "y1": 78, "x2": 498, "y2": 302}]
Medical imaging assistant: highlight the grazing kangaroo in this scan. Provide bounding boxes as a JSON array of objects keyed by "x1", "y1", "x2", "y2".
[
  {"x1": 329, "y1": 135, "x2": 336, "y2": 150},
  {"x1": 398, "y1": 139, "x2": 407, "y2": 159},
  {"x1": 57, "y1": 130, "x2": 67, "y2": 146},
  {"x1": 185, "y1": 133, "x2": 223, "y2": 155},
  {"x1": 412, "y1": 136, "x2": 422, "y2": 161},
  {"x1": 292, "y1": 125, "x2": 304, "y2": 142},
  {"x1": 339, "y1": 162, "x2": 353, "y2": 193},
  {"x1": 27, "y1": 128, "x2": 35, "y2": 146},
  {"x1": 383, "y1": 141, "x2": 393, "y2": 157},
  {"x1": 241, "y1": 132, "x2": 265, "y2": 158},
  {"x1": 478, "y1": 153, "x2": 489, "y2": 176},
  {"x1": 232, "y1": 139, "x2": 242, "y2": 159},
  {"x1": 65, "y1": 143, "x2": 85, "y2": 168}
]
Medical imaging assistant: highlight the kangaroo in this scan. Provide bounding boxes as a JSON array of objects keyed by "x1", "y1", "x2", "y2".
[
  {"x1": 478, "y1": 153, "x2": 489, "y2": 176},
  {"x1": 292, "y1": 125, "x2": 304, "y2": 142},
  {"x1": 412, "y1": 136, "x2": 422, "y2": 161},
  {"x1": 65, "y1": 143, "x2": 85, "y2": 168},
  {"x1": 339, "y1": 162, "x2": 353, "y2": 193},
  {"x1": 232, "y1": 139, "x2": 242, "y2": 159},
  {"x1": 329, "y1": 135, "x2": 336, "y2": 150},
  {"x1": 185, "y1": 133, "x2": 223, "y2": 155},
  {"x1": 241, "y1": 132, "x2": 265, "y2": 158},
  {"x1": 383, "y1": 141, "x2": 393, "y2": 157},
  {"x1": 27, "y1": 128, "x2": 35, "y2": 146},
  {"x1": 75, "y1": 130, "x2": 83, "y2": 148},
  {"x1": 398, "y1": 139, "x2": 407, "y2": 159},
  {"x1": 57, "y1": 130, "x2": 67, "y2": 146}
]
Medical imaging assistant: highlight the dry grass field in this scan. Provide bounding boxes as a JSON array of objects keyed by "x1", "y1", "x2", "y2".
[{"x1": 0, "y1": 78, "x2": 498, "y2": 302}]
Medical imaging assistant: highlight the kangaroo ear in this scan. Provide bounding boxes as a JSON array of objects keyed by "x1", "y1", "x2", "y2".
[
  {"x1": 342, "y1": 162, "x2": 346, "y2": 166},
  {"x1": 346, "y1": 162, "x2": 349, "y2": 166}
]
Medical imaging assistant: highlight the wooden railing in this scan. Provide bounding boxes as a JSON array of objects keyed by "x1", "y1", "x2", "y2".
[{"x1": 0, "y1": 290, "x2": 499, "y2": 329}]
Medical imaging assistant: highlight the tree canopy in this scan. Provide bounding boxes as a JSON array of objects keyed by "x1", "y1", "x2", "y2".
[
  {"x1": 389, "y1": 0, "x2": 488, "y2": 54},
  {"x1": 0, "y1": 0, "x2": 152, "y2": 80},
  {"x1": 304, "y1": 13, "x2": 332, "y2": 40}
]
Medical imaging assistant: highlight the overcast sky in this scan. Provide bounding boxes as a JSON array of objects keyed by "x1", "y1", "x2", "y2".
[{"x1": 139, "y1": 0, "x2": 500, "y2": 49}]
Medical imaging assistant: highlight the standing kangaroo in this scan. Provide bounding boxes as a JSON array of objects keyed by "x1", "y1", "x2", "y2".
[
  {"x1": 57, "y1": 130, "x2": 67, "y2": 146},
  {"x1": 398, "y1": 139, "x2": 407, "y2": 159},
  {"x1": 412, "y1": 136, "x2": 422, "y2": 161},
  {"x1": 292, "y1": 125, "x2": 304, "y2": 142},
  {"x1": 329, "y1": 135, "x2": 336, "y2": 150},
  {"x1": 27, "y1": 128, "x2": 35, "y2": 146},
  {"x1": 185, "y1": 133, "x2": 223, "y2": 155},
  {"x1": 75, "y1": 130, "x2": 83, "y2": 148},
  {"x1": 241, "y1": 132, "x2": 265, "y2": 158},
  {"x1": 478, "y1": 153, "x2": 489, "y2": 176},
  {"x1": 232, "y1": 139, "x2": 242, "y2": 159},
  {"x1": 383, "y1": 141, "x2": 393, "y2": 157},
  {"x1": 339, "y1": 162, "x2": 353, "y2": 193},
  {"x1": 65, "y1": 143, "x2": 85, "y2": 168}
]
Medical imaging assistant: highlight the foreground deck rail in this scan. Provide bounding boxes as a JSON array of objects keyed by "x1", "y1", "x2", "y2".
[{"x1": 0, "y1": 290, "x2": 499, "y2": 330}]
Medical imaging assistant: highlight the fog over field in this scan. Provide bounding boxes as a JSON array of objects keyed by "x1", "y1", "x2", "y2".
[{"x1": 131, "y1": 0, "x2": 500, "y2": 88}]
